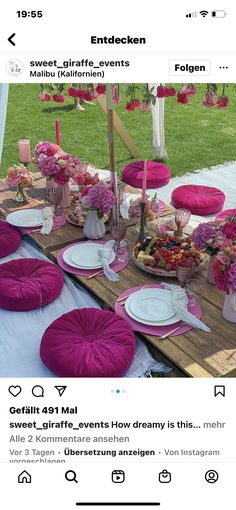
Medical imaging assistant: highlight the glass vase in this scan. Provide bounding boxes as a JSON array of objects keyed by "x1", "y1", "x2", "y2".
[
  {"x1": 222, "y1": 290, "x2": 236, "y2": 323},
  {"x1": 58, "y1": 182, "x2": 71, "y2": 209},
  {"x1": 207, "y1": 254, "x2": 216, "y2": 284},
  {"x1": 15, "y1": 184, "x2": 27, "y2": 203},
  {"x1": 83, "y1": 210, "x2": 105, "y2": 239}
]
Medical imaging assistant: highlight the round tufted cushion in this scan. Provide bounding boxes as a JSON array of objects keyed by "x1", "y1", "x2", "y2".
[
  {"x1": 40, "y1": 308, "x2": 136, "y2": 377},
  {"x1": 122, "y1": 160, "x2": 171, "y2": 189},
  {"x1": 171, "y1": 185, "x2": 225, "y2": 216},
  {"x1": 0, "y1": 220, "x2": 21, "y2": 258},
  {"x1": 0, "y1": 258, "x2": 64, "y2": 311},
  {"x1": 216, "y1": 209, "x2": 236, "y2": 220}
]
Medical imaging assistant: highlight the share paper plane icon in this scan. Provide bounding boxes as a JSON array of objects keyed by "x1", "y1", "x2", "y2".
[{"x1": 55, "y1": 386, "x2": 67, "y2": 397}]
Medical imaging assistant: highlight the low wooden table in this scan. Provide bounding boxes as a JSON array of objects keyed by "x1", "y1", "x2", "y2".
[
  {"x1": 1, "y1": 176, "x2": 236, "y2": 378},
  {"x1": 49, "y1": 240, "x2": 236, "y2": 378}
]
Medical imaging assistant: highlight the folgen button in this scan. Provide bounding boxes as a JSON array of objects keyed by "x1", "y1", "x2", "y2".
[{"x1": 169, "y1": 60, "x2": 211, "y2": 75}]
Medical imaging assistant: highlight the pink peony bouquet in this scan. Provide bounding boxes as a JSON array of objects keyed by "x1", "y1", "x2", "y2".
[
  {"x1": 73, "y1": 169, "x2": 100, "y2": 189},
  {"x1": 34, "y1": 141, "x2": 82, "y2": 184},
  {"x1": 213, "y1": 242, "x2": 236, "y2": 293},
  {"x1": 6, "y1": 165, "x2": 33, "y2": 188},
  {"x1": 82, "y1": 183, "x2": 115, "y2": 219},
  {"x1": 192, "y1": 218, "x2": 236, "y2": 255}
]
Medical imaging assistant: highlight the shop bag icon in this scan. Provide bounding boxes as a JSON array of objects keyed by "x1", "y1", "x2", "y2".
[{"x1": 159, "y1": 469, "x2": 171, "y2": 483}]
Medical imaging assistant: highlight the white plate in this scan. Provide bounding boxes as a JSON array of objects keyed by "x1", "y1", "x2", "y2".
[
  {"x1": 6, "y1": 209, "x2": 43, "y2": 228},
  {"x1": 128, "y1": 288, "x2": 175, "y2": 322},
  {"x1": 125, "y1": 299, "x2": 181, "y2": 327},
  {"x1": 63, "y1": 243, "x2": 115, "y2": 269}
]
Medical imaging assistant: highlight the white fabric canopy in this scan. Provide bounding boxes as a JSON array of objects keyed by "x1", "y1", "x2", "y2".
[
  {"x1": 0, "y1": 84, "x2": 9, "y2": 164},
  {"x1": 149, "y1": 83, "x2": 168, "y2": 159}
]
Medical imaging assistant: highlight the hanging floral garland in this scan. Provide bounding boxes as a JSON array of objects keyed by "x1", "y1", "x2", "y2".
[{"x1": 38, "y1": 83, "x2": 230, "y2": 110}]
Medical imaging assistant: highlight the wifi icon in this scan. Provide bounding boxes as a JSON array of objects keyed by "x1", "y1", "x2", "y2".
[{"x1": 200, "y1": 10, "x2": 209, "y2": 17}]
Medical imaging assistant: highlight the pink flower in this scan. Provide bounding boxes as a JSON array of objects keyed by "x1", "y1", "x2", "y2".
[
  {"x1": 83, "y1": 183, "x2": 114, "y2": 213},
  {"x1": 113, "y1": 95, "x2": 120, "y2": 105},
  {"x1": 125, "y1": 102, "x2": 135, "y2": 111},
  {"x1": 67, "y1": 87, "x2": 78, "y2": 98},
  {"x1": 53, "y1": 94, "x2": 65, "y2": 103},
  {"x1": 203, "y1": 92, "x2": 215, "y2": 107},
  {"x1": 186, "y1": 85, "x2": 197, "y2": 97},
  {"x1": 90, "y1": 90, "x2": 99, "y2": 100},
  {"x1": 131, "y1": 99, "x2": 140, "y2": 109},
  {"x1": 221, "y1": 221, "x2": 236, "y2": 239},
  {"x1": 73, "y1": 173, "x2": 85, "y2": 185},
  {"x1": 217, "y1": 96, "x2": 229, "y2": 108},
  {"x1": 6, "y1": 166, "x2": 32, "y2": 188},
  {"x1": 96, "y1": 85, "x2": 106, "y2": 95},
  {"x1": 156, "y1": 85, "x2": 167, "y2": 98},
  {"x1": 53, "y1": 169, "x2": 69, "y2": 185},
  {"x1": 38, "y1": 92, "x2": 51, "y2": 101},
  {"x1": 140, "y1": 101, "x2": 151, "y2": 112},
  {"x1": 76, "y1": 89, "x2": 87, "y2": 98},
  {"x1": 83, "y1": 91, "x2": 93, "y2": 101},
  {"x1": 6, "y1": 167, "x2": 22, "y2": 187},
  {"x1": 165, "y1": 87, "x2": 176, "y2": 97},
  {"x1": 228, "y1": 261, "x2": 236, "y2": 291},
  {"x1": 177, "y1": 91, "x2": 188, "y2": 104}
]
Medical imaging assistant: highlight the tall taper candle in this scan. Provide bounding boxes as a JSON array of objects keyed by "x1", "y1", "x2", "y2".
[
  {"x1": 19, "y1": 140, "x2": 30, "y2": 164},
  {"x1": 141, "y1": 159, "x2": 148, "y2": 203},
  {"x1": 56, "y1": 118, "x2": 60, "y2": 146}
]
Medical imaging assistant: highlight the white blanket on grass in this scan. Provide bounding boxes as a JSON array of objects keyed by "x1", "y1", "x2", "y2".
[{"x1": 0, "y1": 240, "x2": 170, "y2": 378}]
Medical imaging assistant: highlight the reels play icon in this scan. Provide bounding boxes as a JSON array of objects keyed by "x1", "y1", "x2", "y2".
[{"x1": 112, "y1": 470, "x2": 125, "y2": 483}]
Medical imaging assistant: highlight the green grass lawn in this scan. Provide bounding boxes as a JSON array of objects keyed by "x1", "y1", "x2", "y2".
[{"x1": 1, "y1": 83, "x2": 236, "y2": 178}]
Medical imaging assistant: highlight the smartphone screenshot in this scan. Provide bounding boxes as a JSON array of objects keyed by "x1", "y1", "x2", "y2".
[{"x1": 0, "y1": 1, "x2": 235, "y2": 509}]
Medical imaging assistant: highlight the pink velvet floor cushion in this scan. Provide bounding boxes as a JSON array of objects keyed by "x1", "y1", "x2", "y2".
[
  {"x1": 122, "y1": 160, "x2": 171, "y2": 189},
  {"x1": 0, "y1": 220, "x2": 22, "y2": 258},
  {"x1": 0, "y1": 258, "x2": 64, "y2": 311},
  {"x1": 40, "y1": 308, "x2": 136, "y2": 377},
  {"x1": 216, "y1": 209, "x2": 236, "y2": 220},
  {"x1": 171, "y1": 185, "x2": 225, "y2": 215}
]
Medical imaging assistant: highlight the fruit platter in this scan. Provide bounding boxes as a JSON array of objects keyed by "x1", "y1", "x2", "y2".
[{"x1": 132, "y1": 236, "x2": 206, "y2": 277}]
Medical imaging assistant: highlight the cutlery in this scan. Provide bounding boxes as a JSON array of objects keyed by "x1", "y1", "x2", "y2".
[
  {"x1": 160, "y1": 322, "x2": 186, "y2": 339},
  {"x1": 87, "y1": 270, "x2": 104, "y2": 279}
]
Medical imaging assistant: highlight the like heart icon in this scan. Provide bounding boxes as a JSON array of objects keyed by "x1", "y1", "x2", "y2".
[{"x1": 8, "y1": 385, "x2": 22, "y2": 397}]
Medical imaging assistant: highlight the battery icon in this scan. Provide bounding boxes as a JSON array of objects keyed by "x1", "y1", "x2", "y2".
[{"x1": 211, "y1": 10, "x2": 227, "y2": 17}]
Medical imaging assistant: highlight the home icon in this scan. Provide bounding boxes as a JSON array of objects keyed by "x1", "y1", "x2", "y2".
[{"x1": 18, "y1": 470, "x2": 32, "y2": 484}]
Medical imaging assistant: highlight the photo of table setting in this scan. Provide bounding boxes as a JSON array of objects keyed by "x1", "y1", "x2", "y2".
[{"x1": 1, "y1": 84, "x2": 236, "y2": 379}]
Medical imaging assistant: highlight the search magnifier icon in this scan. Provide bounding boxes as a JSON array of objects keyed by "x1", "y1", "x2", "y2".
[{"x1": 65, "y1": 470, "x2": 78, "y2": 483}]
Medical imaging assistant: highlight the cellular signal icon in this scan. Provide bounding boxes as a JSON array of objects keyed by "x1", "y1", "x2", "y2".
[
  {"x1": 199, "y1": 10, "x2": 209, "y2": 17},
  {"x1": 186, "y1": 11, "x2": 197, "y2": 18}
]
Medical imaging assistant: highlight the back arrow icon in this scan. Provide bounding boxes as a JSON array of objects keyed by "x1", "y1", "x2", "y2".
[{"x1": 8, "y1": 33, "x2": 16, "y2": 46}]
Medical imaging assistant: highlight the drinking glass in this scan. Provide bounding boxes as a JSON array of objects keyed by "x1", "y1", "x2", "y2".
[
  {"x1": 111, "y1": 218, "x2": 128, "y2": 257},
  {"x1": 176, "y1": 259, "x2": 196, "y2": 288},
  {"x1": 175, "y1": 209, "x2": 191, "y2": 237},
  {"x1": 47, "y1": 187, "x2": 63, "y2": 217}
]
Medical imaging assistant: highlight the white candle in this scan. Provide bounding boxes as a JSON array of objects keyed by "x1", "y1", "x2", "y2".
[{"x1": 19, "y1": 140, "x2": 31, "y2": 163}]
